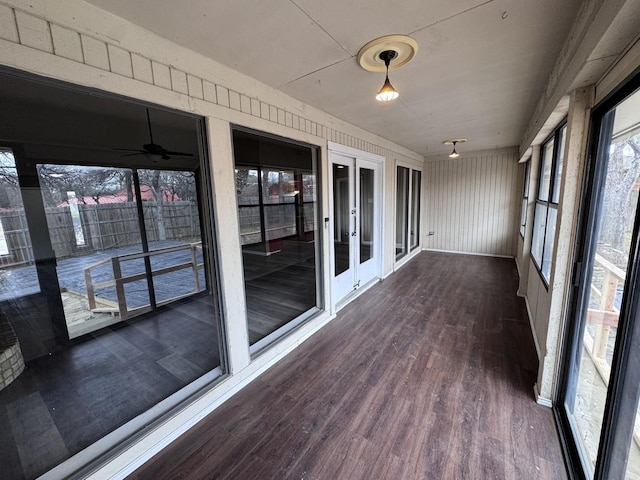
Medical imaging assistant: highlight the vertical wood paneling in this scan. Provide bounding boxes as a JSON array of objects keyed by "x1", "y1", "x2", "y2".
[{"x1": 424, "y1": 149, "x2": 520, "y2": 257}]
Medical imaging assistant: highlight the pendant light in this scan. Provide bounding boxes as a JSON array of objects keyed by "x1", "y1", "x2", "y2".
[
  {"x1": 357, "y1": 35, "x2": 418, "y2": 103},
  {"x1": 375, "y1": 50, "x2": 399, "y2": 102},
  {"x1": 443, "y1": 138, "x2": 467, "y2": 158}
]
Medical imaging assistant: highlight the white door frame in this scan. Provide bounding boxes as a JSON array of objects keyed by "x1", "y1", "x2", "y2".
[{"x1": 328, "y1": 142, "x2": 384, "y2": 313}]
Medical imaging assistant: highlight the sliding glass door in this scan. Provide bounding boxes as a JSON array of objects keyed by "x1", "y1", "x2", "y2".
[
  {"x1": 396, "y1": 164, "x2": 422, "y2": 263},
  {"x1": 232, "y1": 128, "x2": 322, "y2": 351},
  {"x1": 558, "y1": 76, "x2": 640, "y2": 479}
]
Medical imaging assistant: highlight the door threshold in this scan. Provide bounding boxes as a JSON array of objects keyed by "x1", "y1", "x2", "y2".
[{"x1": 335, "y1": 277, "x2": 380, "y2": 312}]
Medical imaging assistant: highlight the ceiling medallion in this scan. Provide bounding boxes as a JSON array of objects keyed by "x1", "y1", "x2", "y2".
[{"x1": 357, "y1": 35, "x2": 419, "y2": 72}]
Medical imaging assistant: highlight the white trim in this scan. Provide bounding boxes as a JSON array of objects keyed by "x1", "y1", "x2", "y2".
[
  {"x1": 328, "y1": 141, "x2": 384, "y2": 164},
  {"x1": 394, "y1": 246, "x2": 422, "y2": 271},
  {"x1": 534, "y1": 383, "x2": 553, "y2": 408},
  {"x1": 422, "y1": 248, "x2": 514, "y2": 259}
]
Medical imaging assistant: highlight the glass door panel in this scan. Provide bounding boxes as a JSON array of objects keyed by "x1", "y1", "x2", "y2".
[
  {"x1": 396, "y1": 166, "x2": 410, "y2": 260},
  {"x1": 563, "y1": 85, "x2": 640, "y2": 478},
  {"x1": 359, "y1": 167, "x2": 374, "y2": 264},
  {"x1": 333, "y1": 162, "x2": 352, "y2": 278},
  {"x1": 411, "y1": 170, "x2": 421, "y2": 250}
]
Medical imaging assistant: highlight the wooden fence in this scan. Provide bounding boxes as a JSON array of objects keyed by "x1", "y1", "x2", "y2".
[{"x1": 0, "y1": 201, "x2": 200, "y2": 268}]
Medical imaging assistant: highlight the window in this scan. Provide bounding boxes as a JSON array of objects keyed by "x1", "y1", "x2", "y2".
[
  {"x1": 0, "y1": 74, "x2": 225, "y2": 479},
  {"x1": 232, "y1": 128, "x2": 322, "y2": 352},
  {"x1": 531, "y1": 123, "x2": 567, "y2": 282},
  {"x1": 519, "y1": 161, "x2": 530, "y2": 237}
]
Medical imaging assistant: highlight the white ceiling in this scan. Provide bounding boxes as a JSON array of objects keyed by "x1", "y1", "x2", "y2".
[{"x1": 85, "y1": 0, "x2": 581, "y2": 156}]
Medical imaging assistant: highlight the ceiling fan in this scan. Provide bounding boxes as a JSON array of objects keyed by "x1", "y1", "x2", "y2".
[{"x1": 114, "y1": 108, "x2": 194, "y2": 160}]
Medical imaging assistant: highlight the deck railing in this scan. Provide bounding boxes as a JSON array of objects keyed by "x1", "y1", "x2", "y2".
[
  {"x1": 584, "y1": 252, "x2": 640, "y2": 446},
  {"x1": 83, "y1": 242, "x2": 204, "y2": 320}
]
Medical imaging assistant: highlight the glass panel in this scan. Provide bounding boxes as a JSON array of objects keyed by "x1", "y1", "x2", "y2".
[
  {"x1": 236, "y1": 167, "x2": 262, "y2": 245},
  {"x1": 359, "y1": 167, "x2": 374, "y2": 264},
  {"x1": 232, "y1": 130, "x2": 320, "y2": 347},
  {"x1": 302, "y1": 173, "x2": 316, "y2": 233},
  {"x1": 538, "y1": 139, "x2": 554, "y2": 201},
  {"x1": 410, "y1": 170, "x2": 421, "y2": 250},
  {"x1": 520, "y1": 198, "x2": 528, "y2": 237},
  {"x1": 541, "y1": 207, "x2": 557, "y2": 282},
  {"x1": 552, "y1": 125, "x2": 567, "y2": 204},
  {"x1": 396, "y1": 166, "x2": 409, "y2": 260},
  {"x1": 0, "y1": 150, "x2": 40, "y2": 301},
  {"x1": 568, "y1": 88, "x2": 640, "y2": 477},
  {"x1": 520, "y1": 162, "x2": 531, "y2": 237},
  {"x1": 0, "y1": 78, "x2": 223, "y2": 478},
  {"x1": 531, "y1": 203, "x2": 547, "y2": 268},
  {"x1": 334, "y1": 163, "x2": 350, "y2": 275}
]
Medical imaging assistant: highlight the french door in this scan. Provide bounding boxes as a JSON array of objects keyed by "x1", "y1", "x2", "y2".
[
  {"x1": 330, "y1": 151, "x2": 381, "y2": 308},
  {"x1": 558, "y1": 76, "x2": 640, "y2": 479}
]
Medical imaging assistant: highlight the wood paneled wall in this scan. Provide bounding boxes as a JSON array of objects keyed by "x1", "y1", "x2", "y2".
[{"x1": 423, "y1": 148, "x2": 521, "y2": 257}]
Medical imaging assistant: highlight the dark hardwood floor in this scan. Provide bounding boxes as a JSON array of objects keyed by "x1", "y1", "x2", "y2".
[{"x1": 130, "y1": 251, "x2": 568, "y2": 480}]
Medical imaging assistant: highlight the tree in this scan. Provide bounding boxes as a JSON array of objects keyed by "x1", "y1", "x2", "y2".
[{"x1": 600, "y1": 135, "x2": 640, "y2": 252}]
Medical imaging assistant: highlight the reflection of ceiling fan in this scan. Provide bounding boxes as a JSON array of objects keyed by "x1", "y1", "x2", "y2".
[{"x1": 114, "y1": 108, "x2": 193, "y2": 160}]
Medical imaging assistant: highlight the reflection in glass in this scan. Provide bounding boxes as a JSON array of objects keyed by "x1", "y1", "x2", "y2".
[
  {"x1": 359, "y1": 167, "x2": 374, "y2": 264},
  {"x1": 396, "y1": 166, "x2": 409, "y2": 259},
  {"x1": 334, "y1": 163, "x2": 350, "y2": 275},
  {"x1": 0, "y1": 101, "x2": 221, "y2": 478},
  {"x1": 539, "y1": 139, "x2": 554, "y2": 201},
  {"x1": 552, "y1": 126, "x2": 567, "y2": 204},
  {"x1": 410, "y1": 170, "x2": 421, "y2": 250},
  {"x1": 531, "y1": 203, "x2": 547, "y2": 269},
  {"x1": 232, "y1": 130, "x2": 320, "y2": 348}
]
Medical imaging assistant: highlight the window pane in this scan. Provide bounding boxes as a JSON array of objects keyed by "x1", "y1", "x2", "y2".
[
  {"x1": 520, "y1": 198, "x2": 528, "y2": 237},
  {"x1": 538, "y1": 139, "x2": 555, "y2": 201},
  {"x1": 395, "y1": 166, "x2": 410, "y2": 260},
  {"x1": 552, "y1": 125, "x2": 567, "y2": 204},
  {"x1": 232, "y1": 130, "x2": 321, "y2": 347},
  {"x1": 531, "y1": 203, "x2": 547, "y2": 268},
  {"x1": 359, "y1": 167, "x2": 374, "y2": 264},
  {"x1": 410, "y1": 170, "x2": 421, "y2": 250},
  {"x1": 523, "y1": 160, "x2": 531, "y2": 198},
  {"x1": 334, "y1": 163, "x2": 350, "y2": 275},
  {"x1": 541, "y1": 207, "x2": 557, "y2": 282}
]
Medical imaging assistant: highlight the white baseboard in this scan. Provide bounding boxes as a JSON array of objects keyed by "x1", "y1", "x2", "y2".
[
  {"x1": 534, "y1": 383, "x2": 553, "y2": 408},
  {"x1": 422, "y1": 247, "x2": 513, "y2": 259}
]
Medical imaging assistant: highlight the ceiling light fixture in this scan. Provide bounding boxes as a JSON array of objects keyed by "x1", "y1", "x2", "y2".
[
  {"x1": 375, "y1": 50, "x2": 399, "y2": 102},
  {"x1": 443, "y1": 138, "x2": 467, "y2": 158},
  {"x1": 357, "y1": 35, "x2": 418, "y2": 103}
]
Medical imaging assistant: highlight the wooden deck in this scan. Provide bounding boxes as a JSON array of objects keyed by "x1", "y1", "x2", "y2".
[{"x1": 130, "y1": 251, "x2": 568, "y2": 479}]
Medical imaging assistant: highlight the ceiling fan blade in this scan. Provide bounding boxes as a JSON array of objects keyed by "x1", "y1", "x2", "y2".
[
  {"x1": 113, "y1": 148, "x2": 146, "y2": 153},
  {"x1": 163, "y1": 150, "x2": 194, "y2": 157},
  {"x1": 120, "y1": 152, "x2": 146, "y2": 157}
]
